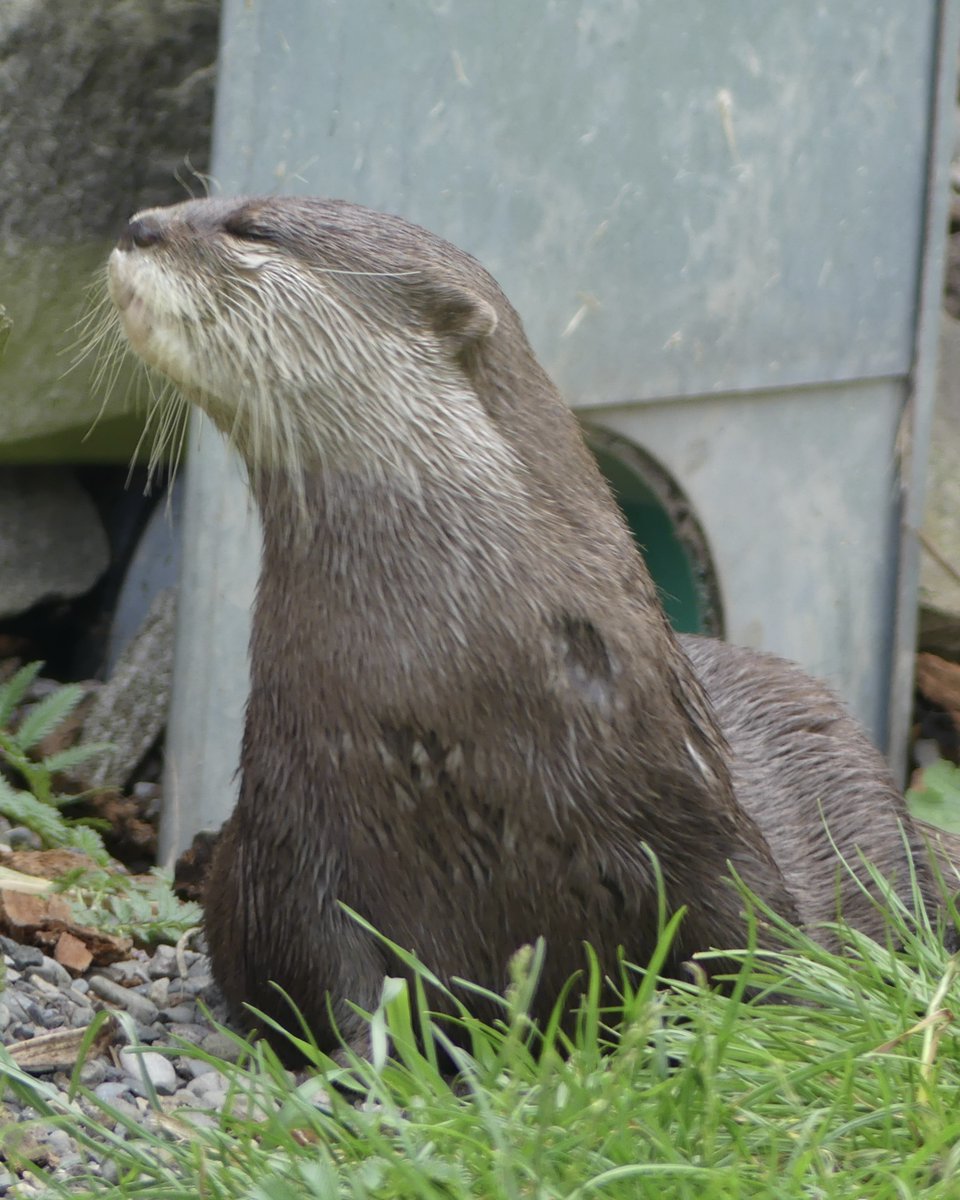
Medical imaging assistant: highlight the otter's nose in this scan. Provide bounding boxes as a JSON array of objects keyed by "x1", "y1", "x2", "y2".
[{"x1": 117, "y1": 214, "x2": 165, "y2": 251}]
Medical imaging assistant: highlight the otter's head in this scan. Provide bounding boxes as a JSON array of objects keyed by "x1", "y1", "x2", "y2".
[{"x1": 107, "y1": 196, "x2": 511, "y2": 486}]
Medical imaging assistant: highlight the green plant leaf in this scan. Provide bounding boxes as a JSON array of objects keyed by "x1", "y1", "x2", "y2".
[
  {"x1": 40, "y1": 742, "x2": 112, "y2": 776},
  {"x1": 61, "y1": 867, "x2": 203, "y2": 945},
  {"x1": 15, "y1": 682, "x2": 85, "y2": 751},
  {"x1": 906, "y1": 758, "x2": 960, "y2": 834},
  {"x1": 61, "y1": 822, "x2": 109, "y2": 862},
  {"x1": 0, "y1": 775, "x2": 76, "y2": 844},
  {"x1": 0, "y1": 775, "x2": 107, "y2": 862},
  {"x1": 0, "y1": 661, "x2": 43, "y2": 728}
]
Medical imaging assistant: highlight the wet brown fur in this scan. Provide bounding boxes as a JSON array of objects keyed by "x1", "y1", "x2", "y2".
[{"x1": 107, "y1": 196, "x2": 943, "y2": 1054}]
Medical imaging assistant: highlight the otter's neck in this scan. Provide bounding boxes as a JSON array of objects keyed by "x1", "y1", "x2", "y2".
[{"x1": 250, "y1": 461, "x2": 557, "y2": 665}]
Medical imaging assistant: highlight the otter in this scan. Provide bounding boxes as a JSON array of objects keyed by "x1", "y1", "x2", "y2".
[{"x1": 107, "y1": 196, "x2": 943, "y2": 1055}]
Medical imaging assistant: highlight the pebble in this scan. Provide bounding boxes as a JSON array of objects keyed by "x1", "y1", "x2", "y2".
[
  {"x1": 147, "y1": 976, "x2": 169, "y2": 1007},
  {"x1": 101, "y1": 958, "x2": 151, "y2": 986},
  {"x1": 44, "y1": 1130, "x2": 74, "y2": 1158},
  {"x1": 87, "y1": 975, "x2": 160, "y2": 1026},
  {"x1": 184, "y1": 1068, "x2": 229, "y2": 1099},
  {"x1": 0, "y1": 934, "x2": 241, "y2": 1195},
  {"x1": 199, "y1": 1030, "x2": 244, "y2": 1062},
  {"x1": 119, "y1": 1048, "x2": 178, "y2": 1096},
  {"x1": 181, "y1": 973, "x2": 214, "y2": 996},
  {"x1": 178, "y1": 1055, "x2": 218, "y2": 1079},
  {"x1": 29, "y1": 955, "x2": 72, "y2": 989},
  {"x1": 99, "y1": 1159, "x2": 120, "y2": 1185},
  {"x1": 92, "y1": 1081, "x2": 131, "y2": 1105},
  {"x1": 146, "y1": 944, "x2": 182, "y2": 979},
  {"x1": 0, "y1": 937, "x2": 43, "y2": 968},
  {"x1": 7, "y1": 826, "x2": 42, "y2": 850},
  {"x1": 170, "y1": 1021, "x2": 221, "y2": 1045},
  {"x1": 161, "y1": 1003, "x2": 197, "y2": 1023}
]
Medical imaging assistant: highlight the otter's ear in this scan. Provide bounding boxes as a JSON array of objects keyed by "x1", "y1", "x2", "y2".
[{"x1": 421, "y1": 281, "x2": 499, "y2": 350}]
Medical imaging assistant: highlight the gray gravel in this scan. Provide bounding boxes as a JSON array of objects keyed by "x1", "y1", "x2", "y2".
[{"x1": 0, "y1": 931, "x2": 252, "y2": 1194}]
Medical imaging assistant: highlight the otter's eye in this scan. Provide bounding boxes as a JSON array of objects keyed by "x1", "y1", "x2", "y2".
[{"x1": 223, "y1": 216, "x2": 277, "y2": 244}]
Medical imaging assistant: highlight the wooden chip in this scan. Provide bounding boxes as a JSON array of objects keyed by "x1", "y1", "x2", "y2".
[
  {"x1": 916, "y1": 653, "x2": 960, "y2": 729},
  {"x1": 54, "y1": 929, "x2": 93, "y2": 974},
  {"x1": 0, "y1": 888, "x2": 73, "y2": 934},
  {"x1": 7, "y1": 1017, "x2": 116, "y2": 1074},
  {"x1": 0, "y1": 867, "x2": 53, "y2": 896},
  {"x1": 0, "y1": 888, "x2": 132, "y2": 965},
  {"x1": 70, "y1": 926, "x2": 133, "y2": 966},
  {"x1": 0, "y1": 848, "x2": 102, "y2": 879}
]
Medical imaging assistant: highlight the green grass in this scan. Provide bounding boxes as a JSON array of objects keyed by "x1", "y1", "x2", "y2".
[{"x1": 2, "y1": 884, "x2": 960, "y2": 1199}]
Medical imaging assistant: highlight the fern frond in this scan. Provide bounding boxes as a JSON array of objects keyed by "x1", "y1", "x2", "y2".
[
  {"x1": 15, "y1": 684, "x2": 86, "y2": 751},
  {"x1": 41, "y1": 743, "x2": 112, "y2": 777},
  {"x1": 0, "y1": 662, "x2": 43, "y2": 728}
]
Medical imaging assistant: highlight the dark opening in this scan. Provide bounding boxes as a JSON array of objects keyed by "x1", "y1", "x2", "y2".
[{"x1": 584, "y1": 426, "x2": 724, "y2": 637}]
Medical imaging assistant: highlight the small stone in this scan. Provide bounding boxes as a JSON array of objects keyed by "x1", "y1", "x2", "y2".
[
  {"x1": 99, "y1": 1159, "x2": 120, "y2": 1185},
  {"x1": 14, "y1": 1170, "x2": 47, "y2": 1197},
  {"x1": 69, "y1": 1006, "x2": 96, "y2": 1029},
  {"x1": 70, "y1": 978, "x2": 90, "y2": 994},
  {"x1": 100, "y1": 959, "x2": 150, "y2": 986},
  {"x1": 43, "y1": 1129, "x2": 75, "y2": 1157},
  {"x1": 221, "y1": 1093, "x2": 275, "y2": 1122},
  {"x1": 0, "y1": 938, "x2": 42, "y2": 969},
  {"x1": 87, "y1": 975, "x2": 159, "y2": 1025},
  {"x1": 181, "y1": 973, "x2": 215, "y2": 996},
  {"x1": 5, "y1": 991, "x2": 39, "y2": 1025},
  {"x1": 119, "y1": 1048, "x2": 177, "y2": 1096},
  {"x1": 172, "y1": 1108, "x2": 218, "y2": 1129},
  {"x1": 30, "y1": 956, "x2": 72, "y2": 988},
  {"x1": 160, "y1": 1003, "x2": 197, "y2": 1024},
  {"x1": 147, "y1": 977, "x2": 169, "y2": 1007},
  {"x1": 2, "y1": 1127, "x2": 50, "y2": 1166},
  {"x1": 61, "y1": 986, "x2": 93, "y2": 1012},
  {"x1": 7, "y1": 827, "x2": 42, "y2": 850},
  {"x1": 185, "y1": 1069, "x2": 229, "y2": 1098},
  {"x1": 164, "y1": 1022, "x2": 213, "y2": 1045},
  {"x1": 37, "y1": 1006, "x2": 64, "y2": 1029},
  {"x1": 77, "y1": 1059, "x2": 108, "y2": 1087},
  {"x1": 146, "y1": 944, "x2": 180, "y2": 979},
  {"x1": 93, "y1": 1081, "x2": 132, "y2": 1105},
  {"x1": 132, "y1": 1023, "x2": 163, "y2": 1044},
  {"x1": 0, "y1": 1002, "x2": 10, "y2": 1032},
  {"x1": 176, "y1": 1055, "x2": 218, "y2": 1079},
  {"x1": 199, "y1": 1030, "x2": 243, "y2": 1063},
  {"x1": 57, "y1": 1153, "x2": 85, "y2": 1176}
]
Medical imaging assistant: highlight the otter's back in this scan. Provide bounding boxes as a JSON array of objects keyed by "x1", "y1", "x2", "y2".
[{"x1": 679, "y1": 634, "x2": 934, "y2": 940}]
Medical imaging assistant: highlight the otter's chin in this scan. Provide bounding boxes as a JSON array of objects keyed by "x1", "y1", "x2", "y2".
[
  {"x1": 109, "y1": 252, "x2": 197, "y2": 389},
  {"x1": 108, "y1": 253, "x2": 158, "y2": 357}
]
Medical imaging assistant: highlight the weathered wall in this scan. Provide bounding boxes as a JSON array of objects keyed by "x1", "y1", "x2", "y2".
[{"x1": 0, "y1": 0, "x2": 219, "y2": 459}]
